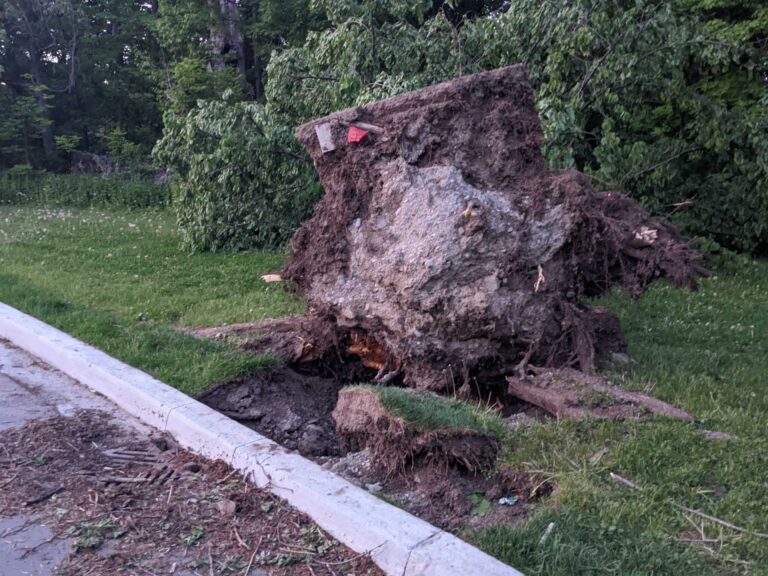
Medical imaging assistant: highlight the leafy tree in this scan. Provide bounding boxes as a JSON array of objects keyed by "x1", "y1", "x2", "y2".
[
  {"x1": 263, "y1": 0, "x2": 768, "y2": 253},
  {"x1": 153, "y1": 96, "x2": 322, "y2": 251},
  {"x1": 0, "y1": 0, "x2": 162, "y2": 170}
]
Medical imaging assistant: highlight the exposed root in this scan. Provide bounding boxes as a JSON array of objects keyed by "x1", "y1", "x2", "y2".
[{"x1": 507, "y1": 368, "x2": 693, "y2": 421}]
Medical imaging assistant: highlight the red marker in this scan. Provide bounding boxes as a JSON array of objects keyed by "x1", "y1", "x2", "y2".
[{"x1": 347, "y1": 125, "x2": 369, "y2": 143}]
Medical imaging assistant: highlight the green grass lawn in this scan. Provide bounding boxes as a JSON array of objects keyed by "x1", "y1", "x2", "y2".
[
  {"x1": 472, "y1": 262, "x2": 768, "y2": 575},
  {"x1": 1, "y1": 206, "x2": 767, "y2": 574},
  {"x1": 0, "y1": 207, "x2": 303, "y2": 393}
]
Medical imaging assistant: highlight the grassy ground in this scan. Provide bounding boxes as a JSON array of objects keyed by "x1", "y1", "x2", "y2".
[
  {"x1": 1, "y1": 206, "x2": 766, "y2": 574},
  {"x1": 0, "y1": 207, "x2": 302, "y2": 394},
  {"x1": 472, "y1": 262, "x2": 768, "y2": 575}
]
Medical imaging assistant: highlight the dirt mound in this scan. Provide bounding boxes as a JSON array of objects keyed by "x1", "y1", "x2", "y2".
[
  {"x1": 332, "y1": 387, "x2": 499, "y2": 474},
  {"x1": 283, "y1": 65, "x2": 703, "y2": 391}
]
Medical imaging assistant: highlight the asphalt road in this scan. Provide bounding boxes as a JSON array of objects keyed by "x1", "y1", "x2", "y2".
[{"x1": 0, "y1": 340, "x2": 149, "y2": 576}]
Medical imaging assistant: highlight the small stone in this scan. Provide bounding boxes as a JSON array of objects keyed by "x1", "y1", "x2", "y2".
[
  {"x1": 215, "y1": 499, "x2": 237, "y2": 517},
  {"x1": 366, "y1": 482, "x2": 383, "y2": 494},
  {"x1": 610, "y1": 352, "x2": 631, "y2": 366},
  {"x1": 702, "y1": 430, "x2": 738, "y2": 441},
  {"x1": 278, "y1": 410, "x2": 303, "y2": 433},
  {"x1": 503, "y1": 412, "x2": 536, "y2": 431},
  {"x1": 297, "y1": 423, "x2": 327, "y2": 455},
  {"x1": 151, "y1": 437, "x2": 169, "y2": 452}
]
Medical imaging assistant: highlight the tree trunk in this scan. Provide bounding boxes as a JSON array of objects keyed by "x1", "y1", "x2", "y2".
[
  {"x1": 29, "y1": 62, "x2": 55, "y2": 162},
  {"x1": 208, "y1": 0, "x2": 249, "y2": 95}
]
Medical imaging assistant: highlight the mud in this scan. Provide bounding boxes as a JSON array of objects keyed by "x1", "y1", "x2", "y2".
[{"x1": 283, "y1": 64, "x2": 703, "y2": 391}]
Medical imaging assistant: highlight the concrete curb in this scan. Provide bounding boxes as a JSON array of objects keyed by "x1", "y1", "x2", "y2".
[{"x1": 0, "y1": 302, "x2": 523, "y2": 576}]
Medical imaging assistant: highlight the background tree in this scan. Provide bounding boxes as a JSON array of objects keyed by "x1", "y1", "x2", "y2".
[{"x1": 1, "y1": 0, "x2": 765, "y2": 253}]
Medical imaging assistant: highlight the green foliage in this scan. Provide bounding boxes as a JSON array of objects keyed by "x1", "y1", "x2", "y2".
[
  {"x1": 0, "y1": 86, "x2": 51, "y2": 166},
  {"x1": 165, "y1": 56, "x2": 244, "y2": 113},
  {"x1": 264, "y1": 0, "x2": 768, "y2": 254},
  {"x1": 54, "y1": 134, "x2": 81, "y2": 153},
  {"x1": 103, "y1": 128, "x2": 145, "y2": 169},
  {"x1": 0, "y1": 173, "x2": 171, "y2": 209},
  {"x1": 153, "y1": 98, "x2": 322, "y2": 251}
]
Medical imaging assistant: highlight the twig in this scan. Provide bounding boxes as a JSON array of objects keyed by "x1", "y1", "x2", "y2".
[
  {"x1": 218, "y1": 468, "x2": 239, "y2": 485},
  {"x1": 674, "y1": 536, "x2": 719, "y2": 544},
  {"x1": 534, "y1": 264, "x2": 546, "y2": 293},
  {"x1": 25, "y1": 486, "x2": 64, "y2": 506},
  {"x1": 233, "y1": 526, "x2": 248, "y2": 549},
  {"x1": 207, "y1": 544, "x2": 214, "y2": 576},
  {"x1": 20, "y1": 535, "x2": 58, "y2": 558},
  {"x1": 609, "y1": 472, "x2": 643, "y2": 491},
  {"x1": 539, "y1": 522, "x2": 556, "y2": 545},
  {"x1": 673, "y1": 504, "x2": 768, "y2": 539},
  {"x1": 242, "y1": 536, "x2": 262, "y2": 576},
  {"x1": 609, "y1": 472, "x2": 768, "y2": 539},
  {"x1": 0, "y1": 472, "x2": 20, "y2": 489}
]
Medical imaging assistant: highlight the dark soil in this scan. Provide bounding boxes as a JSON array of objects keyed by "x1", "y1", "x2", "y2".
[
  {"x1": 0, "y1": 410, "x2": 382, "y2": 576},
  {"x1": 198, "y1": 367, "x2": 548, "y2": 533},
  {"x1": 199, "y1": 368, "x2": 344, "y2": 457},
  {"x1": 323, "y1": 449, "x2": 550, "y2": 533},
  {"x1": 283, "y1": 64, "x2": 704, "y2": 391}
]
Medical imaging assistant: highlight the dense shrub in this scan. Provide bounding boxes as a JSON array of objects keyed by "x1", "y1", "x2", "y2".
[{"x1": 153, "y1": 98, "x2": 322, "y2": 252}]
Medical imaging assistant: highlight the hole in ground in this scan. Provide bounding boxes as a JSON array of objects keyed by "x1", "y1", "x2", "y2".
[{"x1": 198, "y1": 348, "x2": 551, "y2": 532}]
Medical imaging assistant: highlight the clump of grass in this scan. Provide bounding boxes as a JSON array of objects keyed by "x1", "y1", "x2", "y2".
[{"x1": 373, "y1": 385, "x2": 507, "y2": 438}]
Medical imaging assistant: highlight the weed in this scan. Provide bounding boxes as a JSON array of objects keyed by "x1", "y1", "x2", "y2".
[
  {"x1": 72, "y1": 518, "x2": 124, "y2": 550},
  {"x1": 181, "y1": 525, "x2": 205, "y2": 547}
]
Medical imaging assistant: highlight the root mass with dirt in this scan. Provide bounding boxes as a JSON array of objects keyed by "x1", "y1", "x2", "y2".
[{"x1": 283, "y1": 64, "x2": 703, "y2": 393}]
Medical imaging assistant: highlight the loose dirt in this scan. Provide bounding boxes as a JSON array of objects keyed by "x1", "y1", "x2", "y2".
[
  {"x1": 0, "y1": 410, "x2": 382, "y2": 576},
  {"x1": 199, "y1": 368, "x2": 343, "y2": 457},
  {"x1": 200, "y1": 369, "x2": 548, "y2": 534}
]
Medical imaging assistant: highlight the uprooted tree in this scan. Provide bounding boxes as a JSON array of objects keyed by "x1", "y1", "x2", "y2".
[{"x1": 282, "y1": 65, "x2": 704, "y2": 396}]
